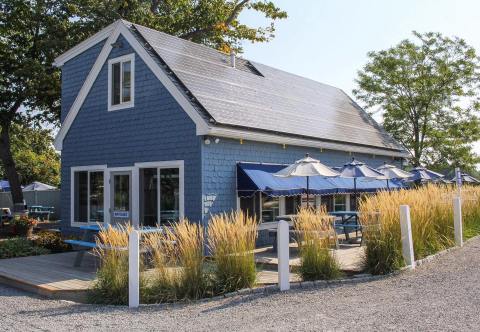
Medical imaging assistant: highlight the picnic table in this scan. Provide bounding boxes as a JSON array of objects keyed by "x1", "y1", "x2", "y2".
[
  {"x1": 329, "y1": 211, "x2": 361, "y2": 242},
  {"x1": 65, "y1": 224, "x2": 164, "y2": 267},
  {"x1": 29, "y1": 205, "x2": 54, "y2": 221}
]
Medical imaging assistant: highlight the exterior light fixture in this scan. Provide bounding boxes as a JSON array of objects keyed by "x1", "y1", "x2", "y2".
[
  {"x1": 214, "y1": 138, "x2": 220, "y2": 144},
  {"x1": 282, "y1": 144, "x2": 286, "y2": 149},
  {"x1": 240, "y1": 138, "x2": 243, "y2": 144},
  {"x1": 204, "y1": 138, "x2": 211, "y2": 145}
]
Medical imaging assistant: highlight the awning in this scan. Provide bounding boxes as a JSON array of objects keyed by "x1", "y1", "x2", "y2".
[{"x1": 237, "y1": 162, "x2": 405, "y2": 197}]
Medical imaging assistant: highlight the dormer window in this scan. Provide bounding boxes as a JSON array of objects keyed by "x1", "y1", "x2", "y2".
[{"x1": 108, "y1": 54, "x2": 134, "y2": 111}]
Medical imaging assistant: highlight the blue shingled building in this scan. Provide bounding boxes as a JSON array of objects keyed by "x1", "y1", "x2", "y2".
[{"x1": 53, "y1": 20, "x2": 408, "y2": 233}]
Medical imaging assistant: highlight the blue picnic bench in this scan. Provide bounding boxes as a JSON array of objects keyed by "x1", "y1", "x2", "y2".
[
  {"x1": 65, "y1": 224, "x2": 164, "y2": 267},
  {"x1": 329, "y1": 211, "x2": 362, "y2": 244}
]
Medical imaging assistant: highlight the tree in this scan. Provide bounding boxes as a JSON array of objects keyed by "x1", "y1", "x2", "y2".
[
  {"x1": 0, "y1": 124, "x2": 60, "y2": 187},
  {"x1": 0, "y1": 0, "x2": 81, "y2": 210},
  {"x1": 73, "y1": 0, "x2": 287, "y2": 53},
  {"x1": 353, "y1": 32, "x2": 480, "y2": 171},
  {"x1": 1, "y1": 0, "x2": 286, "y2": 210}
]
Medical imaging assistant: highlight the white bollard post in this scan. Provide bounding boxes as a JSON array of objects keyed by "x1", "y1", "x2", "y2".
[
  {"x1": 129, "y1": 230, "x2": 140, "y2": 308},
  {"x1": 399, "y1": 205, "x2": 415, "y2": 269},
  {"x1": 277, "y1": 220, "x2": 290, "y2": 291},
  {"x1": 453, "y1": 196, "x2": 463, "y2": 247}
]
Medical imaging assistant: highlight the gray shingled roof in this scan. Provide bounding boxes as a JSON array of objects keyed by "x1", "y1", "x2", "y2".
[{"x1": 131, "y1": 23, "x2": 406, "y2": 154}]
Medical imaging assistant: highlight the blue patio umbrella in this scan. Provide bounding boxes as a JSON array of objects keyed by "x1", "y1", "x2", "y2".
[
  {"x1": 337, "y1": 159, "x2": 384, "y2": 210},
  {"x1": 408, "y1": 167, "x2": 444, "y2": 183},
  {"x1": 0, "y1": 180, "x2": 10, "y2": 192},
  {"x1": 275, "y1": 153, "x2": 339, "y2": 207},
  {"x1": 451, "y1": 173, "x2": 480, "y2": 185},
  {"x1": 376, "y1": 162, "x2": 413, "y2": 189}
]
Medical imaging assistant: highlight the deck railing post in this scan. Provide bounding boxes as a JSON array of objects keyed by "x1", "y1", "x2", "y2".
[
  {"x1": 453, "y1": 196, "x2": 463, "y2": 247},
  {"x1": 399, "y1": 205, "x2": 415, "y2": 269},
  {"x1": 277, "y1": 220, "x2": 290, "y2": 291},
  {"x1": 129, "y1": 230, "x2": 140, "y2": 308}
]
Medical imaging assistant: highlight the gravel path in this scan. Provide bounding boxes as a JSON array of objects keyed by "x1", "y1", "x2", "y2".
[{"x1": 1, "y1": 238, "x2": 480, "y2": 331}]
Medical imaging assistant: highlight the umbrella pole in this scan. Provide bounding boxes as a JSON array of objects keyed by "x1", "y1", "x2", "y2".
[
  {"x1": 306, "y1": 176, "x2": 310, "y2": 208},
  {"x1": 354, "y1": 178, "x2": 357, "y2": 211},
  {"x1": 387, "y1": 178, "x2": 390, "y2": 190}
]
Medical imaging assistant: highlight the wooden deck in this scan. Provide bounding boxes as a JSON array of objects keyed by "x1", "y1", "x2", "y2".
[
  {"x1": 0, "y1": 251, "x2": 96, "y2": 302},
  {"x1": 0, "y1": 238, "x2": 365, "y2": 302}
]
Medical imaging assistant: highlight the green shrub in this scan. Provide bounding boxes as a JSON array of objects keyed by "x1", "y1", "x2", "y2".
[
  {"x1": 33, "y1": 231, "x2": 72, "y2": 253},
  {"x1": 208, "y1": 212, "x2": 257, "y2": 294},
  {"x1": 0, "y1": 238, "x2": 49, "y2": 259},
  {"x1": 295, "y1": 207, "x2": 342, "y2": 281},
  {"x1": 11, "y1": 215, "x2": 37, "y2": 237}
]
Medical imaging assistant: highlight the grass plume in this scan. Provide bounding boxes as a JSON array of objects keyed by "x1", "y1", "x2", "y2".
[
  {"x1": 208, "y1": 211, "x2": 257, "y2": 293},
  {"x1": 294, "y1": 207, "x2": 342, "y2": 281}
]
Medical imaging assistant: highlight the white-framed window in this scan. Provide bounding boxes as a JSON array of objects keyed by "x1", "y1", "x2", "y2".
[
  {"x1": 108, "y1": 53, "x2": 134, "y2": 111},
  {"x1": 136, "y1": 161, "x2": 185, "y2": 226},
  {"x1": 71, "y1": 166, "x2": 107, "y2": 225}
]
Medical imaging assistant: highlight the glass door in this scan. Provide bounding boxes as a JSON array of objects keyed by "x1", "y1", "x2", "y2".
[{"x1": 110, "y1": 171, "x2": 132, "y2": 225}]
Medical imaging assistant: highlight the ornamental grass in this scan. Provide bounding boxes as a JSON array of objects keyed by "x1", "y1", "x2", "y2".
[
  {"x1": 208, "y1": 211, "x2": 258, "y2": 294},
  {"x1": 294, "y1": 207, "x2": 342, "y2": 281},
  {"x1": 143, "y1": 219, "x2": 207, "y2": 302},
  {"x1": 359, "y1": 184, "x2": 480, "y2": 275},
  {"x1": 89, "y1": 224, "x2": 140, "y2": 305}
]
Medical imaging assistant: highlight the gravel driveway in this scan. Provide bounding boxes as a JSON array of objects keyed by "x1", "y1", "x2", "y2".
[{"x1": 1, "y1": 237, "x2": 480, "y2": 331}]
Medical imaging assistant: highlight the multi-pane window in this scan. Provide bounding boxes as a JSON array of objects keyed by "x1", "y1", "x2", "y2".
[
  {"x1": 73, "y1": 170, "x2": 104, "y2": 223},
  {"x1": 261, "y1": 194, "x2": 279, "y2": 222},
  {"x1": 108, "y1": 54, "x2": 134, "y2": 111},
  {"x1": 139, "y1": 167, "x2": 181, "y2": 226}
]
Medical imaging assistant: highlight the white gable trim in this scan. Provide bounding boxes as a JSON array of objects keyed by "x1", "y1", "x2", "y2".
[
  {"x1": 54, "y1": 20, "x2": 210, "y2": 151},
  {"x1": 53, "y1": 21, "x2": 118, "y2": 67}
]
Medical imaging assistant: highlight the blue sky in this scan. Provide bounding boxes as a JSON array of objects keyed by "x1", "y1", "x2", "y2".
[
  {"x1": 240, "y1": 0, "x2": 480, "y2": 96},
  {"x1": 239, "y1": 0, "x2": 480, "y2": 155}
]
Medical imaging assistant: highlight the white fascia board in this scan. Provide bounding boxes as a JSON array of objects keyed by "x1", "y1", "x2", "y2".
[
  {"x1": 53, "y1": 21, "x2": 119, "y2": 67},
  {"x1": 207, "y1": 126, "x2": 410, "y2": 158},
  {"x1": 54, "y1": 20, "x2": 210, "y2": 151}
]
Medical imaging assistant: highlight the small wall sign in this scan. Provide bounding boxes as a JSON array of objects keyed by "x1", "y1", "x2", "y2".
[{"x1": 113, "y1": 211, "x2": 129, "y2": 218}]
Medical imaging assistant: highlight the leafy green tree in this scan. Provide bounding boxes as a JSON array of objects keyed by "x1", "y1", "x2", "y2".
[
  {"x1": 73, "y1": 0, "x2": 287, "y2": 53},
  {"x1": 1, "y1": 0, "x2": 286, "y2": 210},
  {"x1": 0, "y1": 124, "x2": 60, "y2": 187},
  {"x1": 0, "y1": 0, "x2": 79, "y2": 209},
  {"x1": 354, "y1": 32, "x2": 480, "y2": 171}
]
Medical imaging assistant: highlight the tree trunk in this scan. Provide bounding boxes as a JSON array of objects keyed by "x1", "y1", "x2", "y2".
[{"x1": 0, "y1": 123, "x2": 24, "y2": 212}]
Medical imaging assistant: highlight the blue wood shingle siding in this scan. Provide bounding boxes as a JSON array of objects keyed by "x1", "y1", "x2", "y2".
[
  {"x1": 61, "y1": 40, "x2": 106, "y2": 123},
  {"x1": 201, "y1": 138, "x2": 398, "y2": 223},
  {"x1": 60, "y1": 35, "x2": 202, "y2": 232},
  {"x1": 59, "y1": 30, "x2": 401, "y2": 232}
]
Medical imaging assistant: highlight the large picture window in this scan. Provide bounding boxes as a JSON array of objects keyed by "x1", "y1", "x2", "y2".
[
  {"x1": 139, "y1": 166, "x2": 182, "y2": 226},
  {"x1": 73, "y1": 170, "x2": 104, "y2": 223},
  {"x1": 108, "y1": 54, "x2": 134, "y2": 111}
]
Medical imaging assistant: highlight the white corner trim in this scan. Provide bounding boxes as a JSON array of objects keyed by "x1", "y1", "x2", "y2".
[
  {"x1": 208, "y1": 126, "x2": 409, "y2": 158},
  {"x1": 54, "y1": 20, "x2": 210, "y2": 151},
  {"x1": 107, "y1": 53, "x2": 135, "y2": 112},
  {"x1": 54, "y1": 21, "x2": 118, "y2": 67}
]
